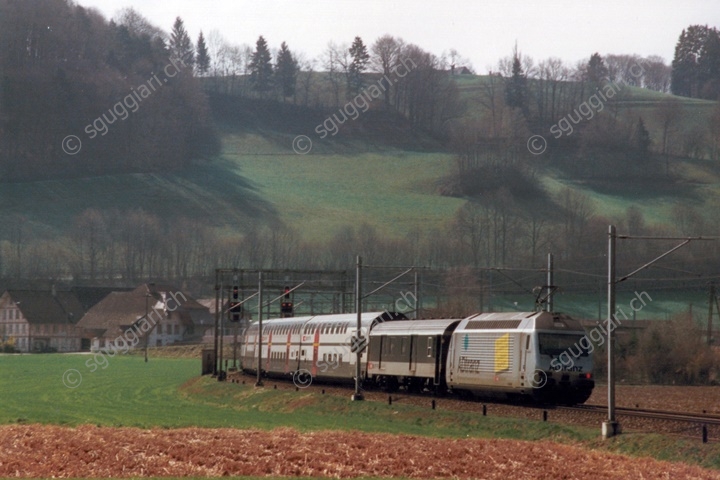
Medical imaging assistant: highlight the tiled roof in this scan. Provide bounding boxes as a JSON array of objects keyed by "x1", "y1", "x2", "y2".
[
  {"x1": 70, "y1": 286, "x2": 133, "y2": 311},
  {"x1": 76, "y1": 291, "x2": 151, "y2": 330},
  {"x1": 77, "y1": 284, "x2": 209, "y2": 332},
  {"x1": 4, "y1": 290, "x2": 85, "y2": 325}
]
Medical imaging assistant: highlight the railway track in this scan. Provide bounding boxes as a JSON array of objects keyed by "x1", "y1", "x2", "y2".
[
  {"x1": 231, "y1": 371, "x2": 719, "y2": 440},
  {"x1": 560, "y1": 404, "x2": 720, "y2": 425}
]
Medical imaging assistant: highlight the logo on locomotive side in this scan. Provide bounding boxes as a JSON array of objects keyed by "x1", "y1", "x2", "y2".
[{"x1": 553, "y1": 365, "x2": 583, "y2": 372}]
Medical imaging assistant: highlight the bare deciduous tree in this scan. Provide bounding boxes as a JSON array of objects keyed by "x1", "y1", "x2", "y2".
[{"x1": 370, "y1": 34, "x2": 404, "y2": 106}]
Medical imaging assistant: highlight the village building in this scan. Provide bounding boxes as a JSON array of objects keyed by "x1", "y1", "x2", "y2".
[
  {"x1": 77, "y1": 284, "x2": 211, "y2": 351},
  {"x1": 0, "y1": 288, "x2": 85, "y2": 352}
]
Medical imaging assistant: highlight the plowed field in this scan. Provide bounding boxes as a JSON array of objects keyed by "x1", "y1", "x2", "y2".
[{"x1": 1, "y1": 424, "x2": 719, "y2": 479}]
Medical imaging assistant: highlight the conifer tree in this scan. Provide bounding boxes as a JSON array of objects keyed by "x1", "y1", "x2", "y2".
[
  {"x1": 347, "y1": 36, "x2": 370, "y2": 95},
  {"x1": 249, "y1": 35, "x2": 273, "y2": 96},
  {"x1": 195, "y1": 31, "x2": 210, "y2": 76},
  {"x1": 169, "y1": 17, "x2": 194, "y2": 69},
  {"x1": 275, "y1": 41, "x2": 297, "y2": 99}
]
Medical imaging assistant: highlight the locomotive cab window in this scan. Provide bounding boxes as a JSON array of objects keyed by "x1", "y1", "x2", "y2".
[{"x1": 538, "y1": 333, "x2": 589, "y2": 356}]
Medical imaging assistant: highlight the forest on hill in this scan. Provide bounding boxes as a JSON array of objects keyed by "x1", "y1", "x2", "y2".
[{"x1": 0, "y1": 0, "x2": 219, "y2": 181}]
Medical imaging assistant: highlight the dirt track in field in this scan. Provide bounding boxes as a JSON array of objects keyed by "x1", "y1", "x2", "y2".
[{"x1": 1, "y1": 424, "x2": 719, "y2": 479}]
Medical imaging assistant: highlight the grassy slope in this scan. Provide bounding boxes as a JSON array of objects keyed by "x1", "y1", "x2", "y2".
[
  {"x1": 1, "y1": 76, "x2": 716, "y2": 242},
  {"x1": 452, "y1": 76, "x2": 720, "y2": 227},
  {"x1": 222, "y1": 132, "x2": 462, "y2": 240},
  {"x1": 0, "y1": 160, "x2": 278, "y2": 234},
  {"x1": 217, "y1": 78, "x2": 719, "y2": 240},
  {"x1": 0, "y1": 354, "x2": 718, "y2": 471}
]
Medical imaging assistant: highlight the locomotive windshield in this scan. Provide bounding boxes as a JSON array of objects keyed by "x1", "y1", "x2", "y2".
[{"x1": 538, "y1": 333, "x2": 589, "y2": 356}]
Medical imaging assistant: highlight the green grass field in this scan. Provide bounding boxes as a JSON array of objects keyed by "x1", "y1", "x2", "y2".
[
  {"x1": 486, "y1": 289, "x2": 710, "y2": 321},
  {"x1": 1, "y1": 354, "x2": 719, "y2": 472},
  {"x1": 0, "y1": 159, "x2": 279, "y2": 233},
  {"x1": 0, "y1": 353, "x2": 582, "y2": 437},
  {"x1": 223, "y1": 132, "x2": 463, "y2": 240}
]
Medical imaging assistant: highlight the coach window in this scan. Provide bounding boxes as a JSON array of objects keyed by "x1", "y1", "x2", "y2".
[{"x1": 427, "y1": 337, "x2": 433, "y2": 357}]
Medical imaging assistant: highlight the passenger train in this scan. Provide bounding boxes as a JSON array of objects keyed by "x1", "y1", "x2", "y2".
[{"x1": 240, "y1": 310, "x2": 594, "y2": 404}]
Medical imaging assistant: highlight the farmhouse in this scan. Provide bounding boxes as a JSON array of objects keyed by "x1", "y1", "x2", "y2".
[
  {"x1": 449, "y1": 65, "x2": 472, "y2": 75},
  {"x1": 77, "y1": 284, "x2": 211, "y2": 351},
  {"x1": 0, "y1": 288, "x2": 85, "y2": 352}
]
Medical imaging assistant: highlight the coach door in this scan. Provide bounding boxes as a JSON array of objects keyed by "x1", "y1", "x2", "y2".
[
  {"x1": 433, "y1": 335, "x2": 442, "y2": 385},
  {"x1": 378, "y1": 335, "x2": 385, "y2": 370},
  {"x1": 408, "y1": 335, "x2": 416, "y2": 373}
]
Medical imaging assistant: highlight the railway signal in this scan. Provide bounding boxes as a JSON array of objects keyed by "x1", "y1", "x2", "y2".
[
  {"x1": 230, "y1": 285, "x2": 241, "y2": 322},
  {"x1": 281, "y1": 286, "x2": 294, "y2": 317}
]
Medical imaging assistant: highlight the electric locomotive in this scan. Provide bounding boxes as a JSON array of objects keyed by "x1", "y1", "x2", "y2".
[{"x1": 447, "y1": 311, "x2": 594, "y2": 404}]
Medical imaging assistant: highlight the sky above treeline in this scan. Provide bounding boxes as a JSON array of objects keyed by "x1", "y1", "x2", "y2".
[{"x1": 77, "y1": 0, "x2": 719, "y2": 72}]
